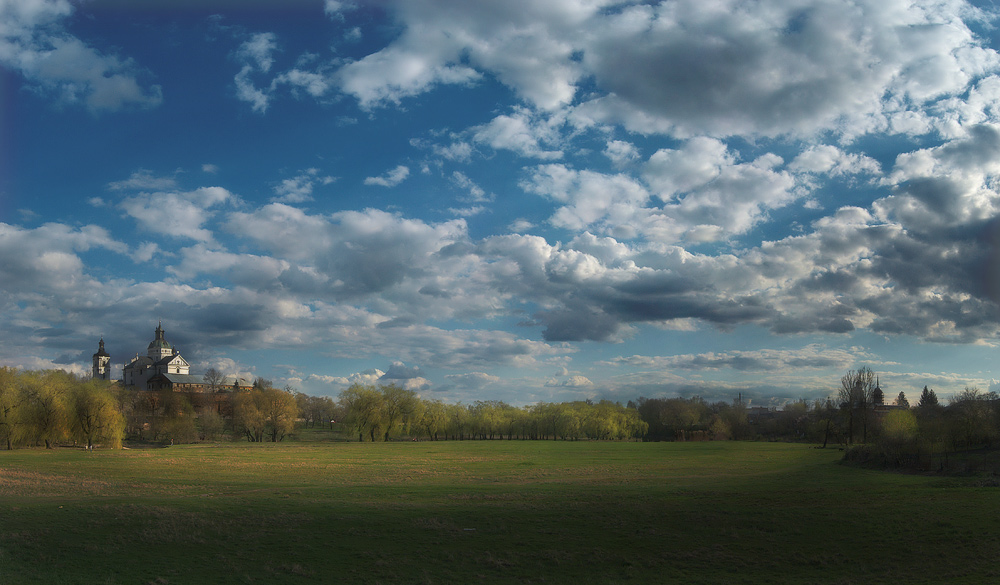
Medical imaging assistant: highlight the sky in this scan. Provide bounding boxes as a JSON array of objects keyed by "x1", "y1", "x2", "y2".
[{"x1": 5, "y1": 0, "x2": 1000, "y2": 406}]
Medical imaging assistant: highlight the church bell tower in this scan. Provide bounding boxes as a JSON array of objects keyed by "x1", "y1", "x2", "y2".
[{"x1": 92, "y1": 338, "x2": 111, "y2": 380}]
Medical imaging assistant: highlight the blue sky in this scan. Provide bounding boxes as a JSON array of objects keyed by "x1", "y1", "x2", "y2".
[{"x1": 5, "y1": 0, "x2": 1000, "y2": 406}]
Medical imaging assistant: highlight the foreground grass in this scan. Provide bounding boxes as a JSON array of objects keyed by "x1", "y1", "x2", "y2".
[{"x1": 1, "y1": 441, "x2": 998, "y2": 584}]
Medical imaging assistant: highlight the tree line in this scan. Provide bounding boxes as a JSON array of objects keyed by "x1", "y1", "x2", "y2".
[
  {"x1": 338, "y1": 383, "x2": 648, "y2": 441},
  {"x1": 0, "y1": 368, "x2": 317, "y2": 449},
  {"x1": 6, "y1": 365, "x2": 1000, "y2": 458}
]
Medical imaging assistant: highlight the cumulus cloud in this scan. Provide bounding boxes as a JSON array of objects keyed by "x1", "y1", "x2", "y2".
[
  {"x1": 205, "y1": 0, "x2": 1000, "y2": 154},
  {"x1": 308, "y1": 368, "x2": 385, "y2": 387},
  {"x1": 545, "y1": 374, "x2": 593, "y2": 388},
  {"x1": 120, "y1": 186, "x2": 235, "y2": 243},
  {"x1": 336, "y1": 30, "x2": 481, "y2": 109},
  {"x1": 577, "y1": 0, "x2": 1000, "y2": 138},
  {"x1": 381, "y1": 361, "x2": 424, "y2": 380},
  {"x1": 789, "y1": 146, "x2": 881, "y2": 177},
  {"x1": 522, "y1": 139, "x2": 797, "y2": 244},
  {"x1": 364, "y1": 165, "x2": 410, "y2": 187},
  {"x1": 0, "y1": 222, "x2": 126, "y2": 295},
  {"x1": 305, "y1": 0, "x2": 1000, "y2": 143},
  {"x1": 472, "y1": 108, "x2": 563, "y2": 160},
  {"x1": 0, "y1": 0, "x2": 162, "y2": 113},
  {"x1": 272, "y1": 168, "x2": 335, "y2": 203},
  {"x1": 604, "y1": 140, "x2": 640, "y2": 167}
]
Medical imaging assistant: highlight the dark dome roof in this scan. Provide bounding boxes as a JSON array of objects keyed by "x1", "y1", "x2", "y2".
[{"x1": 148, "y1": 322, "x2": 172, "y2": 350}]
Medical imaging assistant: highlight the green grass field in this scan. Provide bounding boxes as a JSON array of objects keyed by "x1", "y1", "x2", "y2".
[{"x1": 2, "y1": 440, "x2": 999, "y2": 584}]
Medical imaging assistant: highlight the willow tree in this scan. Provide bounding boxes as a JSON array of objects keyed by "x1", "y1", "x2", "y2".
[
  {"x1": 339, "y1": 384, "x2": 385, "y2": 441},
  {"x1": 22, "y1": 370, "x2": 71, "y2": 449},
  {"x1": 71, "y1": 380, "x2": 125, "y2": 449},
  {"x1": 233, "y1": 386, "x2": 299, "y2": 442},
  {"x1": 0, "y1": 367, "x2": 25, "y2": 450}
]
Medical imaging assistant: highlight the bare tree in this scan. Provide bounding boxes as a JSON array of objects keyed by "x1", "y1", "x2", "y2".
[
  {"x1": 203, "y1": 368, "x2": 225, "y2": 392},
  {"x1": 839, "y1": 367, "x2": 876, "y2": 444}
]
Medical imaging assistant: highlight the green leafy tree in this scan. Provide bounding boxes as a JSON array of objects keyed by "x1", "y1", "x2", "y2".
[
  {"x1": 419, "y1": 399, "x2": 448, "y2": 440},
  {"x1": 22, "y1": 371, "x2": 71, "y2": 448},
  {"x1": 198, "y1": 408, "x2": 225, "y2": 441},
  {"x1": 0, "y1": 366, "x2": 26, "y2": 449},
  {"x1": 71, "y1": 380, "x2": 125, "y2": 449},
  {"x1": 161, "y1": 392, "x2": 198, "y2": 443},
  {"x1": 379, "y1": 384, "x2": 420, "y2": 441},
  {"x1": 262, "y1": 386, "x2": 299, "y2": 442},
  {"x1": 878, "y1": 408, "x2": 919, "y2": 465},
  {"x1": 339, "y1": 384, "x2": 385, "y2": 441},
  {"x1": 232, "y1": 390, "x2": 267, "y2": 442},
  {"x1": 233, "y1": 386, "x2": 298, "y2": 442}
]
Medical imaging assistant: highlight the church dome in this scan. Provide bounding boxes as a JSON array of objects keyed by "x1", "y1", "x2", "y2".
[{"x1": 147, "y1": 322, "x2": 173, "y2": 351}]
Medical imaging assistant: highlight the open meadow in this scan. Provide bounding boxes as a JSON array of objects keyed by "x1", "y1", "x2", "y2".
[{"x1": 2, "y1": 440, "x2": 999, "y2": 584}]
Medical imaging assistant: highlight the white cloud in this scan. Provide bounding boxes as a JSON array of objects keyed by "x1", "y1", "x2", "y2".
[
  {"x1": 334, "y1": 0, "x2": 596, "y2": 110},
  {"x1": 236, "y1": 31, "x2": 277, "y2": 73},
  {"x1": 604, "y1": 140, "x2": 640, "y2": 167},
  {"x1": 446, "y1": 372, "x2": 500, "y2": 389},
  {"x1": 272, "y1": 168, "x2": 335, "y2": 203},
  {"x1": 308, "y1": 368, "x2": 385, "y2": 387},
  {"x1": 576, "y1": 0, "x2": 1000, "y2": 139},
  {"x1": 0, "y1": 0, "x2": 162, "y2": 113},
  {"x1": 233, "y1": 32, "x2": 278, "y2": 113},
  {"x1": 879, "y1": 124, "x2": 1000, "y2": 227},
  {"x1": 121, "y1": 187, "x2": 235, "y2": 242},
  {"x1": 606, "y1": 345, "x2": 865, "y2": 373},
  {"x1": 523, "y1": 165, "x2": 649, "y2": 237},
  {"x1": 789, "y1": 145, "x2": 881, "y2": 177},
  {"x1": 364, "y1": 165, "x2": 410, "y2": 187},
  {"x1": 450, "y1": 171, "x2": 491, "y2": 203},
  {"x1": 206, "y1": 0, "x2": 1000, "y2": 148},
  {"x1": 472, "y1": 108, "x2": 563, "y2": 160},
  {"x1": 336, "y1": 37, "x2": 481, "y2": 109},
  {"x1": 324, "y1": 1, "x2": 357, "y2": 19},
  {"x1": 108, "y1": 169, "x2": 178, "y2": 192},
  {"x1": 545, "y1": 374, "x2": 593, "y2": 388}
]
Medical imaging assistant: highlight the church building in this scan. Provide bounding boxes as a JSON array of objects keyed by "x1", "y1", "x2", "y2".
[
  {"x1": 92, "y1": 338, "x2": 111, "y2": 380},
  {"x1": 92, "y1": 323, "x2": 253, "y2": 395},
  {"x1": 122, "y1": 322, "x2": 193, "y2": 389}
]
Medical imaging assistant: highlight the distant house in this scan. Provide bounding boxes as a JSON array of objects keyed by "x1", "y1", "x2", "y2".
[
  {"x1": 147, "y1": 372, "x2": 252, "y2": 393},
  {"x1": 747, "y1": 406, "x2": 775, "y2": 423}
]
